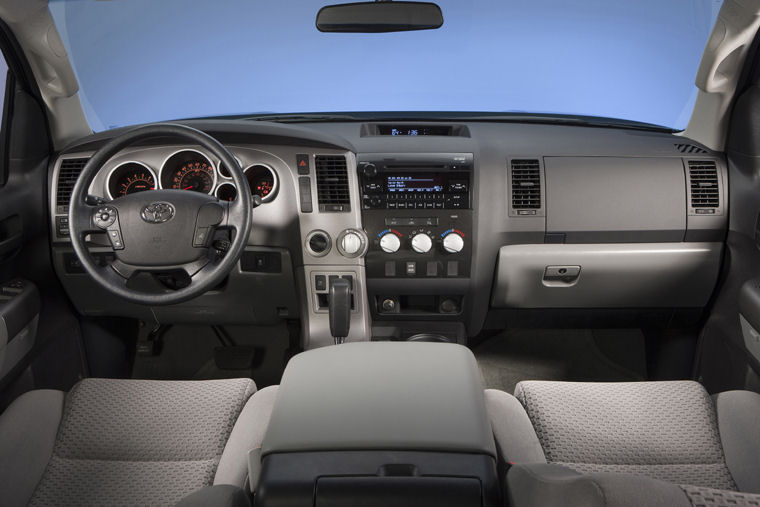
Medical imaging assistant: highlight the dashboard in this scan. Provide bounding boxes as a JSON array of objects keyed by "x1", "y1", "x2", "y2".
[{"x1": 47, "y1": 119, "x2": 728, "y2": 349}]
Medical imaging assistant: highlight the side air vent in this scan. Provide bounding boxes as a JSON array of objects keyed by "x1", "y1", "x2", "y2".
[
  {"x1": 675, "y1": 143, "x2": 708, "y2": 155},
  {"x1": 56, "y1": 157, "x2": 89, "y2": 212},
  {"x1": 510, "y1": 159, "x2": 541, "y2": 214},
  {"x1": 315, "y1": 155, "x2": 350, "y2": 212},
  {"x1": 688, "y1": 160, "x2": 719, "y2": 210}
]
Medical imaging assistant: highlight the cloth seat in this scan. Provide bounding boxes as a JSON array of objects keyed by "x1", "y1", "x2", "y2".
[
  {"x1": 0, "y1": 378, "x2": 278, "y2": 506},
  {"x1": 484, "y1": 380, "x2": 760, "y2": 507}
]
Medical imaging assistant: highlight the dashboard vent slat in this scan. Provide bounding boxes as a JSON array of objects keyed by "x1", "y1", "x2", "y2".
[
  {"x1": 510, "y1": 159, "x2": 541, "y2": 210},
  {"x1": 688, "y1": 160, "x2": 719, "y2": 209},
  {"x1": 56, "y1": 158, "x2": 89, "y2": 211},
  {"x1": 315, "y1": 155, "x2": 350, "y2": 211}
]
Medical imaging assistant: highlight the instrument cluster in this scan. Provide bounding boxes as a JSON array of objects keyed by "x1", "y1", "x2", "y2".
[{"x1": 104, "y1": 149, "x2": 278, "y2": 203}]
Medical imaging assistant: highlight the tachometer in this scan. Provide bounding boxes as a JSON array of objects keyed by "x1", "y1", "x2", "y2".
[
  {"x1": 107, "y1": 162, "x2": 157, "y2": 199},
  {"x1": 160, "y1": 150, "x2": 216, "y2": 194}
]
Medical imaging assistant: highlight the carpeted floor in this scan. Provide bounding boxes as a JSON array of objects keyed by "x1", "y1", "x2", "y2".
[{"x1": 473, "y1": 328, "x2": 648, "y2": 393}]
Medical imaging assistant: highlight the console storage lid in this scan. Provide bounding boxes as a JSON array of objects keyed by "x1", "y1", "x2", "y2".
[{"x1": 261, "y1": 341, "x2": 496, "y2": 457}]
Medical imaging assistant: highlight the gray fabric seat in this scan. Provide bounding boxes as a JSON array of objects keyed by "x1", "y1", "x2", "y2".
[
  {"x1": 0, "y1": 378, "x2": 278, "y2": 507},
  {"x1": 485, "y1": 380, "x2": 760, "y2": 507}
]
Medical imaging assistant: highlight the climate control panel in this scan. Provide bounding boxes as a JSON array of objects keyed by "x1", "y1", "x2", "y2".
[{"x1": 362, "y1": 213, "x2": 472, "y2": 279}]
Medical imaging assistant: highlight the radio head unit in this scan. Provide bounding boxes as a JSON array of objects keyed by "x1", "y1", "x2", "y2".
[{"x1": 359, "y1": 153, "x2": 473, "y2": 210}]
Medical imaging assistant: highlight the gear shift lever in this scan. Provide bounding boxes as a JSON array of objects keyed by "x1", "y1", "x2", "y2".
[{"x1": 329, "y1": 277, "x2": 351, "y2": 344}]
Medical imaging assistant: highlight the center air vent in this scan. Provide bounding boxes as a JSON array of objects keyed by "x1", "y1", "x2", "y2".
[
  {"x1": 688, "y1": 160, "x2": 719, "y2": 210},
  {"x1": 315, "y1": 155, "x2": 350, "y2": 212},
  {"x1": 56, "y1": 157, "x2": 89, "y2": 213},
  {"x1": 510, "y1": 159, "x2": 541, "y2": 214}
]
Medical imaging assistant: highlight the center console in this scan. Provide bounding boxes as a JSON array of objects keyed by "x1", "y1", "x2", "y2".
[
  {"x1": 358, "y1": 154, "x2": 474, "y2": 328},
  {"x1": 255, "y1": 342, "x2": 500, "y2": 507}
]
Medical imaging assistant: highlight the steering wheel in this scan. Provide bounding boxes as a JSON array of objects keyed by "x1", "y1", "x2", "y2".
[{"x1": 68, "y1": 124, "x2": 252, "y2": 306}]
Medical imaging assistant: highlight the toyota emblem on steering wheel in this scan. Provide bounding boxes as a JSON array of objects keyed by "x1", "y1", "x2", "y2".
[{"x1": 141, "y1": 202, "x2": 175, "y2": 224}]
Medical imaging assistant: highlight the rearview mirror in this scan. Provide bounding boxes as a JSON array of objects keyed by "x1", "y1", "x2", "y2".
[{"x1": 316, "y1": 1, "x2": 443, "y2": 33}]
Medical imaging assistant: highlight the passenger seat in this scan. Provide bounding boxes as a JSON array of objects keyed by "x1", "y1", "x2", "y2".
[{"x1": 484, "y1": 381, "x2": 760, "y2": 507}]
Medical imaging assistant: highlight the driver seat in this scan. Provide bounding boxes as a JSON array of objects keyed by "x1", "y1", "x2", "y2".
[{"x1": 0, "y1": 378, "x2": 277, "y2": 506}]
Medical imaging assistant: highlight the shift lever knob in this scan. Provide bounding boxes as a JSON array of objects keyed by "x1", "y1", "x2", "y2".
[{"x1": 329, "y1": 277, "x2": 351, "y2": 344}]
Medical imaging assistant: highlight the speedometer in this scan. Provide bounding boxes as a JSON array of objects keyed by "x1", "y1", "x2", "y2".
[
  {"x1": 171, "y1": 161, "x2": 215, "y2": 193},
  {"x1": 160, "y1": 150, "x2": 216, "y2": 194}
]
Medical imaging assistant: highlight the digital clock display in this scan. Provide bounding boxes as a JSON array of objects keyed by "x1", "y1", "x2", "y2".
[{"x1": 377, "y1": 125, "x2": 453, "y2": 136}]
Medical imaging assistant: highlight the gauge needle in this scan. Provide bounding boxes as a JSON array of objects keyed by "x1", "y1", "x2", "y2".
[{"x1": 184, "y1": 186, "x2": 194, "y2": 190}]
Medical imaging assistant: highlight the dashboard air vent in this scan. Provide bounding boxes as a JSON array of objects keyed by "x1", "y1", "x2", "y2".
[
  {"x1": 510, "y1": 159, "x2": 541, "y2": 212},
  {"x1": 56, "y1": 157, "x2": 89, "y2": 211},
  {"x1": 675, "y1": 143, "x2": 708, "y2": 155},
  {"x1": 315, "y1": 155, "x2": 350, "y2": 212},
  {"x1": 688, "y1": 160, "x2": 719, "y2": 209}
]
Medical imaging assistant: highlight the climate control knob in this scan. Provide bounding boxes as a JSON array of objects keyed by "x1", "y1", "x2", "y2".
[
  {"x1": 411, "y1": 233, "x2": 433, "y2": 254},
  {"x1": 442, "y1": 232, "x2": 465, "y2": 253},
  {"x1": 379, "y1": 233, "x2": 401, "y2": 253}
]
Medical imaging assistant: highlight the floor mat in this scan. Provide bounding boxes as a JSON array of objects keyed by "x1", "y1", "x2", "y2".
[{"x1": 473, "y1": 328, "x2": 647, "y2": 393}]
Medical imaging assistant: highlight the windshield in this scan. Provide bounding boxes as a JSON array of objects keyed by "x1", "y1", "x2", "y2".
[{"x1": 50, "y1": 0, "x2": 722, "y2": 132}]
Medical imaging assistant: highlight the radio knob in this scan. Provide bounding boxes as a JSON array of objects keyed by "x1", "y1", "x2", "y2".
[
  {"x1": 379, "y1": 233, "x2": 401, "y2": 253},
  {"x1": 369, "y1": 195, "x2": 382, "y2": 208},
  {"x1": 442, "y1": 232, "x2": 465, "y2": 253},
  {"x1": 411, "y1": 233, "x2": 433, "y2": 254},
  {"x1": 362, "y1": 163, "x2": 378, "y2": 178}
]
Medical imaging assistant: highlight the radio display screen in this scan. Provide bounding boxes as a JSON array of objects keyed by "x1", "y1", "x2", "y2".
[{"x1": 386, "y1": 174, "x2": 444, "y2": 193}]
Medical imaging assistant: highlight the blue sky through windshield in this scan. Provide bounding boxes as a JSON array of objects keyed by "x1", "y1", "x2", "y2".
[{"x1": 50, "y1": 0, "x2": 723, "y2": 131}]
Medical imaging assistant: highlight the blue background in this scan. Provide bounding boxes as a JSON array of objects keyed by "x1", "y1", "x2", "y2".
[{"x1": 50, "y1": 0, "x2": 722, "y2": 131}]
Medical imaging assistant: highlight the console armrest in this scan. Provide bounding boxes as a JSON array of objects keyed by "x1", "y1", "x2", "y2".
[{"x1": 262, "y1": 341, "x2": 495, "y2": 457}]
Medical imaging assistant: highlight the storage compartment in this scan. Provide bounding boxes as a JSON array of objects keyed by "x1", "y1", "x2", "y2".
[
  {"x1": 255, "y1": 342, "x2": 499, "y2": 507},
  {"x1": 492, "y1": 242, "x2": 722, "y2": 308},
  {"x1": 257, "y1": 451, "x2": 498, "y2": 507}
]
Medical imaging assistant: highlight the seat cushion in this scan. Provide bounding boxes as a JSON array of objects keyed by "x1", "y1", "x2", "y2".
[
  {"x1": 513, "y1": 380, "x2": 736, "y2": 490},
  {"x1": 28, "y1": 378, "x2": 256, "y2": 507}
]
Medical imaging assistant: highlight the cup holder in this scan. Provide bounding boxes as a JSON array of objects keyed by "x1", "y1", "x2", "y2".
[{"x1": 407, "y1": 333, "x2": 452, "y2": 343}]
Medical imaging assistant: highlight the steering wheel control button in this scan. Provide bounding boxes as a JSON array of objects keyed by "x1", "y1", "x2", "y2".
[
  {"x1": 140, "y1": 202, "x2": 175, "y2": 224},
  {"x1": 411, "y1": 233, "x2": 433, "y2": 254},
  {"x1": 94, "y1": 206, "x2": 117, "y2": 229},
  {"x1": 337, "y1": 229, "x2": 367, "y2": 258},
  {"x1": 193, "y1": 227, "x2": 210, "y2": 247},
  {"x1": 107, "y1": 229, "x2": 124, "y2": 250}
]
